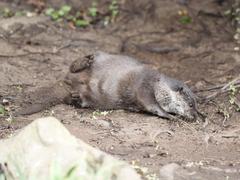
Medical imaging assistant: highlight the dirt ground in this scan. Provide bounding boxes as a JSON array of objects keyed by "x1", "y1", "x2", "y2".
[{"x1": 0, "y1": 0, "x2": 240, "y2": 179}]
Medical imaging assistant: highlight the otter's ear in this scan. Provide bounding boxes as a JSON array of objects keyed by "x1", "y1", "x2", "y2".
[{"x1": 172, "y1": 85, "x2": 183, "y2": 93}]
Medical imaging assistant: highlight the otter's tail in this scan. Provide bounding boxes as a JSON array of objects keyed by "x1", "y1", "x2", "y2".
[{"x1": 13, "y1": 81, "x2": 72, "y2": 116}]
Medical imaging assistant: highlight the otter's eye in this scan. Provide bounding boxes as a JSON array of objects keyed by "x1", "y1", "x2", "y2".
[{"x1": 178, "y1": 87, "x2": 183, "y2": 92}]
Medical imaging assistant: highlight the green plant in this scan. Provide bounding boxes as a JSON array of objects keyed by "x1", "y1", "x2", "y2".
[
  {"x1": 45, "y1": 1, "x2": 120, "y2": 28},
  {"x1": 229, "y1": 84, "x2": 240, "y2": 112},
  {"x1": 0, "y1": 8, "x2": 14, "y2": 18},
  {"x1": 91, "y1": 110, "x2": 112, "y2": 119},
  {"x1": 45, "y1": 5, "x2": 71, "y2": 21},
  {"x1": 102, "y1": 0, "x2": 119, "y2": 26},
  {"x1": 74, "y1": 19, "x2": 89, "y2": 27},
  {"x1": 109, "y1": 0, "x2": 119, "y2": 19},
  {"x1": 224, "y1": 2, "x2": 240, "y2": 26},
  {"x1": 0, "y1": 7, "x2": 29, "y2": 18},
  {"x1": 179, "y1": 15, "x2": 192, "y2": 24},
  {"x1": 178, "y1": 9, "x2": 192, "y2": 24},
  {"x1": 89, "y1": 2, "x2": 98, "y2": 17},
  {"x1": 224, "y1": 1, "x2": 240, "y2": 45},
  {"x1": 218, "y1": 107, "x2": 230, "y2": 120},
  {"x1": 0, "y1": 105, "x2": 6, "y2": 116},
  {"x1": 45, "y1": 5, "x2": 90, "y2": 27}
]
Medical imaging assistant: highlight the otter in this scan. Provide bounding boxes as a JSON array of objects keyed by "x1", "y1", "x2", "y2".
[{"x1": 14, "y1": 51, "x2": 201, "y2": 120}]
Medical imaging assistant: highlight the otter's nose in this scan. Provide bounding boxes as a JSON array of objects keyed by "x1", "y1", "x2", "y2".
[{"x1": 186, "y1": 110, "x2": 197, "y2": 121}]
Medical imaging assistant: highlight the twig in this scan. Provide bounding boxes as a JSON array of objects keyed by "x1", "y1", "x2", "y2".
[
  {"x1": 179, "y1": 51, "x2": 212, "y2": 62},
  {"x1": 196, "y1": 82, "x2": 240, "y2": 92},
  {"x1": 136, "y1": 44, "x2": 179, "y2": 54},
  {"x1": 221, "y1": 128, "x2": 240, "y2": 139},
  {"x1": 151, "y1": 129, "x2": 174, "y2": 142},
  {"x1": 204, "y1": 76, "x2": 240, "y2": 100}
]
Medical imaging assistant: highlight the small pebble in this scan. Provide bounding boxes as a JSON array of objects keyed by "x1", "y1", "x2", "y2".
[
  {"x1": 234, "y1": 47, "x2": 239, "y2": 51},
  {"x1": 2, "y1": 99, "x2": 9, "y2": 105}
]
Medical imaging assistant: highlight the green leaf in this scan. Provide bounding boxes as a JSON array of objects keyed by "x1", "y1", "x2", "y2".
[
  {"x1": 57, "y1": 5, "x2": 71, "y2": 17},
  {"x1": 109, "y1": 0, "x2": 119, "y2": 18},
  {"x1": 2, "y1": 8, "x2": 14, "y2": 18},
  {"x1": 75, "y1": 19, "x2": 89, "y2": 27},
  {"x1": 45, "y1": 8, "x2": 55, "y2": 16},
  {"x1": 0, "y1": 105, "x2": 6, "y2": 115},
  {"x1": 89, "y1": 1, "x2": 98, "y2": 17},
  {"x1": 58, "y1": 10, "x2": 65, "y2": 17},
  {"x1": 60, "y1": 5, "x2": 71, "y2": 14},
  {"x1": 179, "y1": 15, "x2": 192, "y2": 24},
  {"x1": 109, "y1": 0, "x2": 118, "y2": 11},
  {"x1": 89, "y1": 7, "x2": 97, "y2": 17},
  {"x1": 111, "y1": 10, "x2": 118, "y2": 17},
  {"x1": 51, "y1": 11, "x2": 60, "y2": 20},
  {"x1": 229, "y1": 97, "x2": 235, "y2": 104}
]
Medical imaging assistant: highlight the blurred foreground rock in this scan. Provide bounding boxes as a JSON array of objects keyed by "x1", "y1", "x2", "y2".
[
  {"x1": 159, "y1": 163, "x2": 195, "y2": 180},
  {"x1": 0, "y1": 117, "x2": 141, "y2": 180}
]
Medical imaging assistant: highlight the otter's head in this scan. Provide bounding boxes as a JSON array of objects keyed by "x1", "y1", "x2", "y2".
[{"x1": 154, "y1": 76, "x2": 198, "y2": 120}]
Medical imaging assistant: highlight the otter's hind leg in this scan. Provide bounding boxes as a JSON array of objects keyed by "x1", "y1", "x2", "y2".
[{"x1": 70, "y1": 54, "x2": 94, "y2": 73}]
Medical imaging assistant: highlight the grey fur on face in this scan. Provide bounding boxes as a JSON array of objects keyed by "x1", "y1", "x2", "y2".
[{"x1": 154, "y1": 76, "x2": 196, "y2": 120}]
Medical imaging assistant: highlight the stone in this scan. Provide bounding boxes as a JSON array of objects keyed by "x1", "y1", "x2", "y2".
[
  {"x1": 0, "y1": 117, "x2": 141, "y2": 180},
  {"x1": 159, "y1": 163, "x2": 180, "y2": 180}
]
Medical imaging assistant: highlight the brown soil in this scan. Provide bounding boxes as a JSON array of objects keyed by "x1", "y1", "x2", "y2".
[{"x1": 0, "y1": 0, "x2": 240, "y2": 179}]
